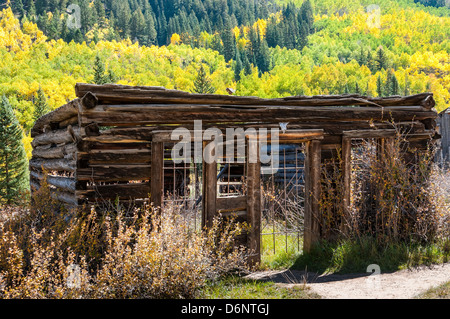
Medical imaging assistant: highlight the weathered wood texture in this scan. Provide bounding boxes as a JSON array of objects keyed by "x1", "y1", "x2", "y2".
[
  {"x1": 74, "y1": 83, "x2": 435, "y2": 109},
  {"x1": 31, "y1": 99, "x2": 81, "y2": 137},
  {"x1": 303, "y1": 140, "x2": 322, "y2": 253},
  {"x1": 437, "y1": 109, "x2": 450, "y2": 167}
]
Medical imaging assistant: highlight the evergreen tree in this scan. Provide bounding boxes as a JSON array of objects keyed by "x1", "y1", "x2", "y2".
[
  {"x1": 0, "y1": 96, "x2": 29, "y2": 205},
  {"x1": 234, "y1": 48, "x2": 243, "y2": 81},
  {"x1": 404, "y1": 73, "x2": 411, "y2": 96},
  {"x1": 93, "y1": 54, "x2": 108, "y2": 84},
  {"x1": 376, "y1": 75, "x2": 384, "y2": 97},
  {"x1": 375, "y1": 46, "x2": 388, "y2": 71},
  {"x1": 193, "y1": 64, "x2": 215, "y2": 94},
  {"x1": 33, "y1": 86, "x2": 50, "y2": 121},
  {"x1": 390, "y1": 72, "x2": 400, "y2": 95}
]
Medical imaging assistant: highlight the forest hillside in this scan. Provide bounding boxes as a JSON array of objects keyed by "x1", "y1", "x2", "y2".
[{"x1": 0, "y1": 0, "x2": 449, "y2": 157}]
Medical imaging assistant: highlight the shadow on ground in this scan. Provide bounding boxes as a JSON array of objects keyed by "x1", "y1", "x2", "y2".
[{"x1": 246, "y1": 269, "x2": 371, "y2": 284}]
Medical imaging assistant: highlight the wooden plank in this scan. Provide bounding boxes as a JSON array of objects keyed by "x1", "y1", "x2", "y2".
[
  {"x1": 77, "y1": 183, "x2": 151, "y2": 200},
  {"x1": 343, "y1": 129, "x2": 397, "y2": 138},
  {"x1": 216, "y1": 196, "x2": 247, "y2": 213},
  {"x1": 77, "y1": 165, "x2": 151, "y2": 182},
  {"x1": 151, "y1": 142, "x2": 164, "y2": 211},
  {"x1": 246, "y1": 137, "x2": 261, "y2": 266},
  {"x1": 303, "y1": 140, "x2": 322, "y2": 253},
  {"x1": 341, "y1": 137, "x2": 352, "y2": 235},
  {"x1": 78, "y1": 149, "x2": 151, "y2": 165},
  {"x1": 202, "y1": 141, "x2": 217, "y2": 229}
]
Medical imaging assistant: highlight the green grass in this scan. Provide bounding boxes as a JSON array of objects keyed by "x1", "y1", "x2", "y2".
[
  {"x1": 199, "y1": 276, "x2": 320, "y2": 299},
  {"x1": 416, "y1": 281, "x2": 450, "y2": 299},
  {"x1": 261, "y1": 232, "x2": 302, "y2": 270},
  {"x1": 291, "y1": 237, "x2": 450, "y2": 274}
]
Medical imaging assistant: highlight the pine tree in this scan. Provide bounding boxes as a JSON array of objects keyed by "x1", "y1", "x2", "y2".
[
  {"x1": 234, "y1": 48, "x2": 243, "y2": 81},
  {"x1": 0, "y1": 96, "x2": 29, "y2": 205},
  {"x1": 390, "y1": 72, "x2": 400, "y2": 95},
  {"x1": 93, "y1": 54, "x2": 107, "y2": 84},
  {"x1": 193, "y1": 64, "x2": 215, "y2": 94},
  {"x1": 33, "y1": 86, "x2": 50, "y2": 121},
  {"x1": 376, "y1": 75, "x2": 384, "y2": 97},
  {"x1": 375, "y1": 46, "x2": 388, "y2": 71}
]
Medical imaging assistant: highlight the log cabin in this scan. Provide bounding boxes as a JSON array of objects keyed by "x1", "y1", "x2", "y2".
[{"x1": 30, "y1": 83, "x2": 439, "y2": 263}]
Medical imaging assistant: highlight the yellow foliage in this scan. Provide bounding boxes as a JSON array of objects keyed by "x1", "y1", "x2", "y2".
[{"x1": 170, "y1": 33, "x2": 181, "y2": 45}]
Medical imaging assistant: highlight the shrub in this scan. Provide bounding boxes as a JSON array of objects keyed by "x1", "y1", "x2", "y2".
[{"x1": 0, "y1": 189, "x2": 249, "y2": 299}]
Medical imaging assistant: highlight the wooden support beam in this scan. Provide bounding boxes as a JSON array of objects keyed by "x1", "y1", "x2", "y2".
[
  {"x1": 246, "y1": 139, "x2": 261, "y2": 267},
  {"x1": 150, "y1": 142, "x2": 164, "y2": 212},
  {"x1": 341, "y1": 137, "x2": 352, "y2": 235},
  {"x1": 303, "y1": 140, "x2": 322, "y2": 253},
  {"x1": 202, "y1": 141, "x2": 217, "y2": 229}
]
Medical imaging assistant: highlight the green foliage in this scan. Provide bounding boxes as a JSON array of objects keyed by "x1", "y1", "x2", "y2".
[
  {"x1": 193, "y1": 64, "x2": 215, "y2": 94},
  {"x1": 0, "y1": 96, "x2": 29, "y2": 206},
  {"x1": 33, "y1": 86, "x2": 50, "y2": 121}
]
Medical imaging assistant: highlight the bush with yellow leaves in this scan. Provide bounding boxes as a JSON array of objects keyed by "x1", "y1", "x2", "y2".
[{"x1": 0, "y1": 187, "x2": 248, "y2": 299}]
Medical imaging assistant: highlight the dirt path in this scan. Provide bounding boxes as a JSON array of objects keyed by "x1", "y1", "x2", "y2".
[{"x1": 247, "y1": 263, "x2": 450, "y2": 299}]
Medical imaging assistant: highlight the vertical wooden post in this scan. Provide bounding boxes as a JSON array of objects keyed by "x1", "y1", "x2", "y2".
[
  {"x1": 246, "y1": 137, "x2": 261, "y2": 266},
  {"x1": 341, "y1": 137, "x2": 352, "y2": 235},
  {"x1": 202, "y1": 141, "x2": 217, "y2": 229},
  {"x1": 151, "y1": 141, "x2": 164, "y2": 213},
  {"x1": 303, "y1": 139, "x2": 322, "y2": 253}
]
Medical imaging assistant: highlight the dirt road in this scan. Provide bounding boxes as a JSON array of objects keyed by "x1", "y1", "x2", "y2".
[{"x1": 247, "y1": 263, "x2": 450, "y2": 299}]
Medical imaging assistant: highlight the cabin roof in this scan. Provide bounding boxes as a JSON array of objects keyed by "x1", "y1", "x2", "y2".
[{"x1": 31, "y1": 83, "x2": 437, "y2": 137}]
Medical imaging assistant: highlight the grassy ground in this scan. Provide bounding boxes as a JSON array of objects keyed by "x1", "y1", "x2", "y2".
[
  {"x1": 292, "y1": 237, "x2": 450, "y2": 274},
  {"x1": 416, "y1": 281, "x2": 450, "y2": 299},
  {"x1": 200, "y1": 276, "x2": 320, "y2": 299},
  {"x1": 201, "y1": 236, "x2": 450, "y2": 299}
]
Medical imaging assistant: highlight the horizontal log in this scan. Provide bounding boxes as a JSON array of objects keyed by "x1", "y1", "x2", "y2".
[
  {"x1": 343, "y1": 129, "x2": 398, "y2": 138},
  {"x1": 30, "y1": 171, "x2": 76, "y2": 192},
  {"x1": 30, "y1": 158, "x2": 76, "y2": 172},
  {"x1": 54, "y1": 191, "x2": 78, "y2": 207},
  {"x1": 30, "y1": 179, "x2": 78, "y2": 206},
  {"x1": 75, "y1": 83, "x2": 435, "y2": 109},
  {"x1": 78, "y1": 149, "x2": 152, "y2": 164},
  {"x1": 32, "y1": 143, "x2": 77, "y2": 159},
  {"x1": 77, "y1": 165, "x2": 151, "y2": 182},
  {"x1": 80, "y1": 108, "x2": 437, "y2": 126},
  {"x1": 77, "y1": 141, "x2": 152, "y2": 152},
  {"x1": 31, "y1": 99, "x2": 81, "y2": 137},
  {"x1": 216, "y1": 196, "x2": 247, "y2": 213},
  {"x1": 32, "y1": 126, "x2": 81, "y2": 147},
  {"x1": 96, "y1": 104, "x2": 430, "y2": 113},
  {"x1": 77, "y1": 183, "x2": 151, "y2": 200},
  {"x1": 83, "y1": 135, "x2": 151, "y2": 143}
]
